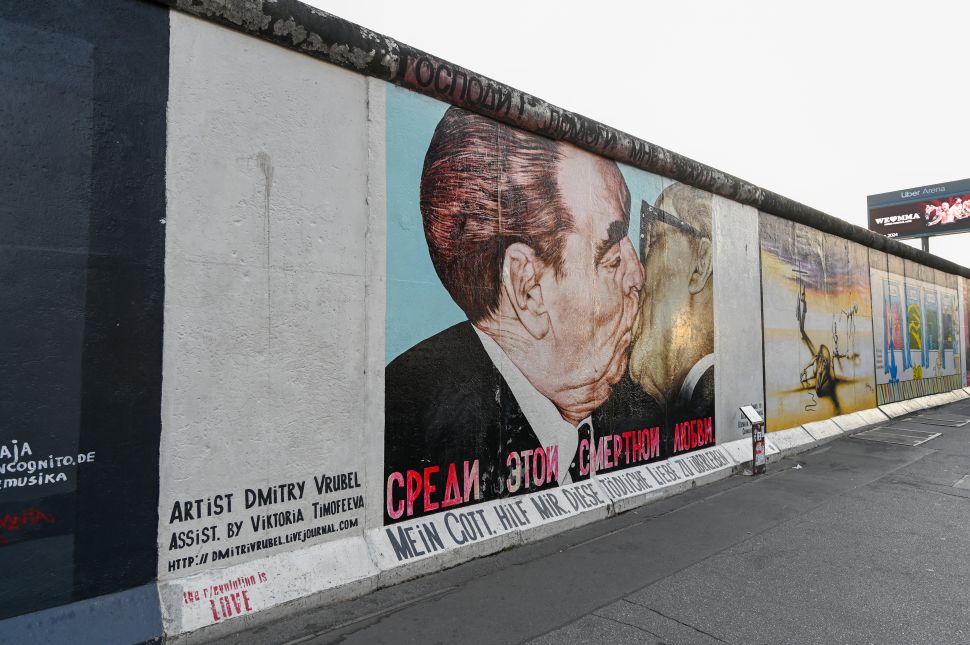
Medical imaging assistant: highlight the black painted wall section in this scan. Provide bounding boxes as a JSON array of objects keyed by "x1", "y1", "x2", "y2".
[{"x1": 0, "y1": 0, "x2": 168, "y2": 619}]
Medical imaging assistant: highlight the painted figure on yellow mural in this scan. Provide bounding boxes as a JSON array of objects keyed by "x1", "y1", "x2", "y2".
[
  {"x1": 908, "y1": 305, "x2": 922, "y2": 349},
  {"x1": 794, "y1": 280, "x2": 862, "y2": 415}
]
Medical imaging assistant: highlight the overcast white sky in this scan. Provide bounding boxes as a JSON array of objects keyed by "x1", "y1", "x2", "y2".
[{"x1": 309, "y1": 0, "x2": 968, "y2": 268}]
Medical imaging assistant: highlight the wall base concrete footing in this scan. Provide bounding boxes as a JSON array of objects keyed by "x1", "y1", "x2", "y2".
[
  {"x1": 164, "y1": 390, "x2": 964, "y2": 642},
  {"x1": 800, "y1": 419, "x2": 844, "y2": 442},
  {"x1": 6, "y1": 391, "x2": 963, "y2": 644},
  {"x1": 0, "y1": 584, "x2": 163, "y2": 645}
]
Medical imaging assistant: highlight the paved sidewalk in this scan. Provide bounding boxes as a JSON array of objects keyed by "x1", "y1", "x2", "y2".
[{"x1": 218, "y1": 398, "x2": 970, "y2": 644}]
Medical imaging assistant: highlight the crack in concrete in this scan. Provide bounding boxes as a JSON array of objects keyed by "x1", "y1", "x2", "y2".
[
  {"x1": 620, "y1": 598, "x2": 731, "y2": 644},
  {"x1": 281, "y1": 586, "x2": 457, "y2": 645},
  {"x1": 878, "y1": 477, "x2": 970, "y2": 503},
  {"x1": 591, "y1": 609, "x2": 663, "y2": 640}
]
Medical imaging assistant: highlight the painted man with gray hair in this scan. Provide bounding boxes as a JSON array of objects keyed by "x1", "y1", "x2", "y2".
[{"x1": 594, "y1": 182, "x2": 715, "y2": 466}]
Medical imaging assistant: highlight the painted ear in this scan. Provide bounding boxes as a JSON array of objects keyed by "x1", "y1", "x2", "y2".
[
  {"x1": 688, "y1": 238, "x2": 713, "y2": 295},
  {"x1": 502, "y1": 243, "x2": 550, "y2": 340}
]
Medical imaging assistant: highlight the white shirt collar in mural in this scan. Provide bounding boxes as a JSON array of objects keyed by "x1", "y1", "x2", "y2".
[{"x1": 472, "y1": 326, "x2": 589, "y2": 485}]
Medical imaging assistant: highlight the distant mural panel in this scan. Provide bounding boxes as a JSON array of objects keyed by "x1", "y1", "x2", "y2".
[
  {"x1": 871, "y1": 254, "x2": 963, "y2": 403},
  {"x1": 964, "y1": 277, "x2": 970, "y2": 386},
  {"x1": 383, "y1": 86, "x2": 716, "y2": 538},
  {"x1": 759, "y1": 214, "x2": 876, "y2": 432}
]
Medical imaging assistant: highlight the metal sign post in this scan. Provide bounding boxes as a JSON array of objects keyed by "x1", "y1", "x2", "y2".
[{"x1": 740, "y1": 405, "x2": 766, "y2": 475}]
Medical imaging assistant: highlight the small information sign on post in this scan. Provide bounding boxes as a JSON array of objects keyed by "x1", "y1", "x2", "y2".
[{"x1": 740, "y1": 405, "x2": 766, "y2": 475}]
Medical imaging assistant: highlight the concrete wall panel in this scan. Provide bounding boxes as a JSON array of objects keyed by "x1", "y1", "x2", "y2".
[
  {"x1": 4, "y1": 0, "x2": 970, "y2": 638},
  {"x1": 159, "y1": 13, "x2": 373, "y2": 634},
  {"x1": 713, "y1": 198, "x2": 764, "y2": 443},
  {"x1": 759, "y1": 213, "x2": 877, "y2": 432}
]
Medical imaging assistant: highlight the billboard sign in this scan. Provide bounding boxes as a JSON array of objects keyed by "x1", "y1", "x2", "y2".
[{"x1": 867, "y1": 178, "x2": 970, "y2": 240}]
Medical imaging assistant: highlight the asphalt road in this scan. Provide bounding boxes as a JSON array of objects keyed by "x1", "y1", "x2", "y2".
[{"x1": 221, "y1": 398, "x2": 970, "y2": 645}]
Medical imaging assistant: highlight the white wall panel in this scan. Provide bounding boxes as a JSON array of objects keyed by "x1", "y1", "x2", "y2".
[
  {"x1": 713, "y1": 198, "x2": 764, "y2": 443},
  {"x1": 159, "y1": 12, "x2": 375, "y2": 634}
]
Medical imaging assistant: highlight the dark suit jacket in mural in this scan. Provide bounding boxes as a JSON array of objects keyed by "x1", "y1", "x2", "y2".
[
  {"x1": 593, "y1": 362, "x2": 715, "y2": 472},
  {"x1": 672, "y1": 364, "x2": 714, "y2": 422},
  {"x1": 668, "y1": 363, "x2": 715, "y2": 454},
  {"x1": 384, "y1": 322, "x2": 572, "y2": 524},
  {"x1": 592, "y1": 374, "x2": 666, "y2": 473}
]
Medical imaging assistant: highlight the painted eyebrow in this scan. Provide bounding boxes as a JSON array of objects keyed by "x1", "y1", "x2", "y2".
[{"x1": 594, "y1": 219, "x2": 629, "y2": 266}]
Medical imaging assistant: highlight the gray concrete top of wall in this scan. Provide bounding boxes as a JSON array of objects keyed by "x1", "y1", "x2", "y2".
[{"x1": 156, "y1": 0, "x2": 969, "y2": 278}]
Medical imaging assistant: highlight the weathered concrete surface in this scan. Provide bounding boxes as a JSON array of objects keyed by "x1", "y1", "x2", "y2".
[
  {"x1": 831, "y1": 408, "x2": 890, "y2": 432},
  {"x1": 209, "y1": 398, "x2": 970, "y2": 644},
  {"x1": 881, "y1": 399, "x2": 929, "y2": 418},
  {"x1": 153, "y1": 0, "x2": 970, "y2": 280},
  {"x1": 159, "y1": 13, "x2": 376, "y2": 635},
  {"x1": 766, "y1": 427, "x2": 816, "y2": 457},
  {"x1": 800, "y1": 419, "x2": 844, "y2": 442},
  {"x1": 711, "y1": 198, "x2": 765, "y2": 444}
]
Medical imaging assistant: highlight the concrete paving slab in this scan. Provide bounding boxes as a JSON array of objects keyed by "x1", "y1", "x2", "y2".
[
  {"x1": 830, "y1": 408, "x2": 889, "y2": 432},
  {"x1": 766, "y1": 427, "x2": 815, "y2": 457},
  {"x1": 914, "y1": 394, "x2": 941, "y2": 408},
  {"x1": 927, "y1": 392, "x2": 958, "y2": 406},
  {"x1": 922, "y1": 393, "x2": 950, "y2": 406},
  {"x1": 916, "y1": 393, "x2": 947, "y2": 407},
  {"x1": 801, "y1": 419, "x2": 843, "y2": 442},
  {"x1": 718, "y1": 438, "x2": 753, "y2": 465},
  {"x1": 878, "y1": 400, "x2": 916, "y2": 417}
]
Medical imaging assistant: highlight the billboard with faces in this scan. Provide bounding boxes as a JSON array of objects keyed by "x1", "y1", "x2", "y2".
[{"x1": 867, "y1": 178, "x2": 970, "y2": 240}]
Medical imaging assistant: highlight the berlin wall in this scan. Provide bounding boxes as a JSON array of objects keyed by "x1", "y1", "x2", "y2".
[{"x1": 2, "y1": 0, "x2": 969, "y2": 642}]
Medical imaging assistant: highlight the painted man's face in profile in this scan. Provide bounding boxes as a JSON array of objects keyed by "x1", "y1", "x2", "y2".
[
  {"x1": 534, "y1": 148, "x2": 644, "y2": 420},
  {"x1": 638, "y1": 209, "x2": 695, "y2": 346},
  {"x1": 629, "y1": 196, "x2": 713, "y2": 406}
]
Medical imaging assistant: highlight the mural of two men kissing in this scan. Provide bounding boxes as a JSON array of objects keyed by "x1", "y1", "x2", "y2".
[{"x1": 384, "y1": 93, "x2": 714, "y2": 524}]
